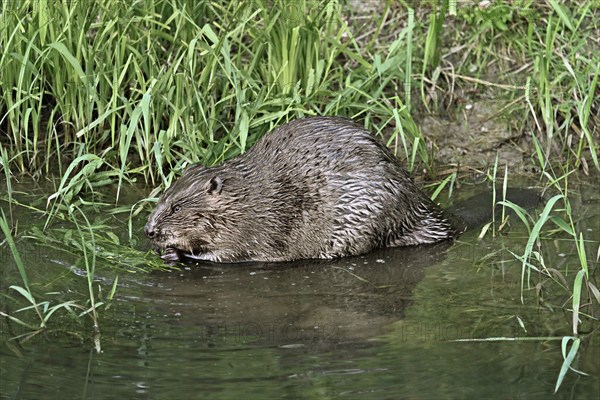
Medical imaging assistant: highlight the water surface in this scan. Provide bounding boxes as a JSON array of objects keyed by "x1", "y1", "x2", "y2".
[{"x1": 1, "y1": 179, "x2": 598, "y2": 399}]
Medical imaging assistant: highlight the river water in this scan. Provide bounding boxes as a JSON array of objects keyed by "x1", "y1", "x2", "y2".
[{"x1": 1, "y1": 179, "x2": 598, "y2": 399}]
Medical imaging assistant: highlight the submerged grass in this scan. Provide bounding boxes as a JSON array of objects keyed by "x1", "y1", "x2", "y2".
[
  {"x1": 0, "y1": 0, "x2": 598, "y2": 392},
  {"x1": 0, "y1": 195, "x2": 168, "y2": 350},
  {"x1": 499, "y1": 190, "x2": 598, "y2": 392},
  {"x1": 1, "y1": 208, "x2": 100, "y2": 348}
]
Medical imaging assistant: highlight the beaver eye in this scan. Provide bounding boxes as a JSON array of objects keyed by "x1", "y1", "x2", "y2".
[{"x1": 172, "y1": 204, "x2": 182, "y2": 213}]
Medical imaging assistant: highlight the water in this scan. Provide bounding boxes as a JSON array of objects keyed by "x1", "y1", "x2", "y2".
[{"x1": 1, "y1": 180, "x2": 598, "y2": 399}]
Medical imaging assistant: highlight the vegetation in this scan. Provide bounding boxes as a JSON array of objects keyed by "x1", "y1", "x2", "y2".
[{"x1": 0, "y1": 0, "x2": 598, "y2": 393}]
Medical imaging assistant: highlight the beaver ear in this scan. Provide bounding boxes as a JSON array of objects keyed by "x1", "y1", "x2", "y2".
[{"x1": 206, "y1": 176, "x2": 223, "y2": 195}]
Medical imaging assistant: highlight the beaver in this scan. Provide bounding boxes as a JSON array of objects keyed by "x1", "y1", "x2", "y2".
[{"x1": 145, "y1": 116, "x2": 538, "y2": 263}]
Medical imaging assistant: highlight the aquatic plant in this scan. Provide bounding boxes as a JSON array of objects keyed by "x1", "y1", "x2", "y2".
[{"x1": 0, "y1": 209, "x2": 115, "y2": 352}]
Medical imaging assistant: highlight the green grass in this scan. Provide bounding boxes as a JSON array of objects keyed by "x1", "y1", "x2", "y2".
[
  {"x1": 2, "y1": 1, "x2": 596, "y2": 177},
  {"x1": 0, "y1": 0, "x2": 598, "y2": 392},
  {"x1": 0, "y1": 208, "x2": 105, "y2": 350}
]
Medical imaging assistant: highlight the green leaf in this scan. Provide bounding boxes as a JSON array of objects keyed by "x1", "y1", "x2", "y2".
[
  {"x1": 519, "y1": 194, "x2": 564, "y2": 302},
  {"x1": 0, "y1": 211, "x2": 29, "y2": 289},
  {"x1": 48, "y1": 42, "x2": 87, "y2": 84},
  {"x1": 571, "y1": 269, "x2": 585, "y2": 335},
  {"x1": 9, "y1": 285, "x2": 36, "y2": 306},
  {"x1": 549, "y1": 215, "x2": 574, "y2": 236},
  {"x1": 555, "y1": 337, "x2": 579, "y2": 392},
  {"x1": 108, "y1": 275, "x2": 119, "y2": 301},
  {"x1": 239, "y1": 110, "x2": 249, "y2": 153},
  {"x1": 547, "y1": 0, "x2": 575, "y2": 31},
  {"x1": 37, "y1": 0, "x2": 49, "y2": 45}
]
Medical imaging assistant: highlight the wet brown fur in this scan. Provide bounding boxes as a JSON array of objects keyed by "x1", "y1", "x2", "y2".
[{"x1": 145, "y1": 117, "x2": 457, "y2": 263}]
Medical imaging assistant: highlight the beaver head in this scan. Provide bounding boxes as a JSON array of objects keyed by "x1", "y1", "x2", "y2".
[{"x1": 144, "y1": 165, "x2": 228, "y2": 262}]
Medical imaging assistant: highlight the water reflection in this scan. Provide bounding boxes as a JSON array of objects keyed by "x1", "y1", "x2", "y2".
[{"x1": 134, "y1": 242, "x2": 452, "y2": 346}]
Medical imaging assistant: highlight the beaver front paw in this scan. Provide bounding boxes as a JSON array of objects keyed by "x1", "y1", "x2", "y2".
[{"x1": 160, "y1": 247, "x2": 185, "y2": 262}]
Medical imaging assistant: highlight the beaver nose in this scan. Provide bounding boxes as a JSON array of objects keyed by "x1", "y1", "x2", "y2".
[{"x1": 144, "y1": 222, "x2": 156, "y2": 239}]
